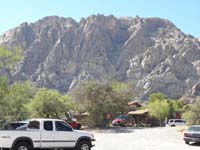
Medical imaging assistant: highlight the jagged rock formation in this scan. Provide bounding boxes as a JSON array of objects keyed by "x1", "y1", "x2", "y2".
[
  {"x1": 0, "y1": 15, "x2": 199, "y2": 99},
  {"x1": 191, "y1": 83, "x2": 200, "y2": 97}
]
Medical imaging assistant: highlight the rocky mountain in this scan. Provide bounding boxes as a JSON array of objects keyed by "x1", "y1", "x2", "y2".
[{"x1": 0, "y1": 15, "x2": 199, "y2": 99}]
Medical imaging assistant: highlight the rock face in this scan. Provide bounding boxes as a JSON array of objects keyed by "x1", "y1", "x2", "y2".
[
  {"x1": 0, "y1": 15, "x2": 199, "y2": 99},
  {"x1": 191, "y1": 83, "x2": 200, "y2": 97}
]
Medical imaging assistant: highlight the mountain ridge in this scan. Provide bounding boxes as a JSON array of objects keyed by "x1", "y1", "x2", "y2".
[{"x1": 0, "y1": 15, "x2": 199, "y2": 99}]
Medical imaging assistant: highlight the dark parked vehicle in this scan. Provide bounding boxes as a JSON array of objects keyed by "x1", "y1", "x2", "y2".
[
  {"x1": 112, "y1": 115, "x2": 134, "y2": 127},
  {"x1": 184, "y1": 125, "x2": 200, "y2": 144}
]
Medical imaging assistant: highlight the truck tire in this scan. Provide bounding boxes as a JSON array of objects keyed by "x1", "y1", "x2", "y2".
[
  {"x1": 76, "y1": 140, "x2": 91, "y2": 150},
  {"x1": 14, "y1": 142, "x2": 32, "y2": 150}
]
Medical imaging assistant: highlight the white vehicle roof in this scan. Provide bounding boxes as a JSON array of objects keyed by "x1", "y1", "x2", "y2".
[
  {"x1": 169, "y1": 119, "x2": 185, "y2": 121},
  {"x1": 189, "y1": 125, "x2": 200, "y2": 127},
  {"x1": 29, "y1": 118, "x2": 63, "y2": 122}
]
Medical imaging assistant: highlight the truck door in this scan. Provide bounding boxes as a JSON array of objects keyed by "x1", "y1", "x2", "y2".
[
  {"x1": 41, "y1": 121, "x2": 55, "y2": 148},
  {"x1": 27, "y1": 120, "x2": 41, "y2": 148},
  {"x1": 54, "y1": 121, "x2": 76, "y2": 148}
]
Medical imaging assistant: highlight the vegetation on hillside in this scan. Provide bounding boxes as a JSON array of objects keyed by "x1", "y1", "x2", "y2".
[{"x1": 0, "y1": 47, "x2": 22, "y2": 69}]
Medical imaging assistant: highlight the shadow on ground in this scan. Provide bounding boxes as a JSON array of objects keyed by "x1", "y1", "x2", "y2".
[{"x1": 93, "y1": 127, "x2": 137, "y2": 134}]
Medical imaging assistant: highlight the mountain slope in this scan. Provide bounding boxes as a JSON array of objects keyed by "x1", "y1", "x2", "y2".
[{"x1": 0, "y1": 15, "x2": 199, "y2": 99}]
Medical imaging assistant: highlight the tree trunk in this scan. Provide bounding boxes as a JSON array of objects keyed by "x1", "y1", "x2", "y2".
[
  {"x1": 159, "y1": 115, "x2": 162, "y2": 127},
  {"x1": 159, "y1": 119, "x2": 162, "y2": 127}
]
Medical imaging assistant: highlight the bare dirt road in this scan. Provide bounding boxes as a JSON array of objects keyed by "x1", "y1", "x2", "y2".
[{"x1": 91, "y1": 127, "x2": 200, "y2": 150}]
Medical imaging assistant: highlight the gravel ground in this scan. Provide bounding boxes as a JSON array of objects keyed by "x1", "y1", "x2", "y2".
[{"x1": 90, "y1": 127, "x2": 200, "y2": 150}]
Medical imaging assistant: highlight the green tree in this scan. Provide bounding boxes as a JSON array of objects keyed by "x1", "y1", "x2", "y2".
[
  {"x1": 182, "y1": 97, "x2": 200, "y2": 125},
  {"x1": 148, "y1": 93, "x2": 170, "y2": 126},
  {"x1": 74, "y1": 81, "x2": 135, "y2": 127},
  {"x1": 82, "y1": 82, "x2": 113, "y2": 127},
  {"x1": 0, "y1": 76, "x2": 9, "y2": 98},
  {"x1": 167, "y1": 99, "x2": 183, "y2": 118},
  {"x1": 0, "y1": 46, "x2": 22, "y2": 69},
  {"x1": 0, "y1": 77, "x2": 9, "y2": 121},
  {"x1": 149, "y1": 93, "x2": 167, "y2": 103},
  {"x1": 0, "y1": 46, "x2": 23, "y2": 121},
  {"x1": 5, "y1": 82, "x2": 36, "y2": 121},
  {"x1": 30, "y1": 88, "x2": 75, "y2": 118},
  {"x1": 0, "y1": 81, "x2": 36, "y2": 121},
  {"x1": 111, "y1": 82, "x2": 134, "y2": 114}
]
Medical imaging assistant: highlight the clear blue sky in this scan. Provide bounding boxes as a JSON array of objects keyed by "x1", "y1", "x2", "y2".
[{"x1": 0, "y1": 0, "x2": 200, "y2": 37}]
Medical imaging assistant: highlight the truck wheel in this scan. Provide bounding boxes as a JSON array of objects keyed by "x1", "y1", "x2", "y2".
[
  {"x1": 14, "y1": 142, "x2": 32, "y2": 150},
  {"x1": 76, "y1": 140, "x2": 91, "y2": 150}
]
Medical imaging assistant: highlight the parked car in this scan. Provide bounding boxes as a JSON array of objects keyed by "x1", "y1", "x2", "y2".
[
  {"x1": 112, "y1": 115, "x2": 134, "y2": 127},
  {"x1": 184, "y1": 125, "x2": 200, "y2": 144},
  {"x1": 0, "y1": 118, "x2": 95, "y2": 150},
  {"x1": 167, "y1": 119, "x2": 186, "y2": 127},
  {"x1": 64, "y1": 118, "x2": 81, "y2": 130}
]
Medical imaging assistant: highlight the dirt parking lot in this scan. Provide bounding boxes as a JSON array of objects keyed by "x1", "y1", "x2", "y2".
[{"x1": 91, "y1": 127, "x2": 200, "y2": 150}]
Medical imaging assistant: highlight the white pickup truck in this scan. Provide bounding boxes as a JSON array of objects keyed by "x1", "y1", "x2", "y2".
[{"x1": 0, "y1": 118, "x2": 95, "y2": 150}]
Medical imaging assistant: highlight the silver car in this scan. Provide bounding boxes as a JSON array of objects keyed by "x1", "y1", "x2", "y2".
[{"x1": 184, "y1": 125, "x2": 200, "y2": 144}]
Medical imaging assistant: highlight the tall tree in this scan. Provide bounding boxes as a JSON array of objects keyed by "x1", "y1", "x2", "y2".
[
  {"x1": 182, "y1": 97, "x2": 200, "y2": 125},
  {"x1": 0, "y1": 77, "x2": 9, "y2": 121},
  {"x1": 30, "y1": 88, "x2": 75, "y2": 118},
  {"x1": 3, "y1": 82, "x2": 36, "y2": 121},
  {"x1": 74, "y1": 81, "x2": 135, "y2": 127},
  {"x1": 148, "y1": 93, "x2": 170, "y2": 126},
  {"x1": 0, "y1": 47, "x2": 23, "y2": 121}
]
